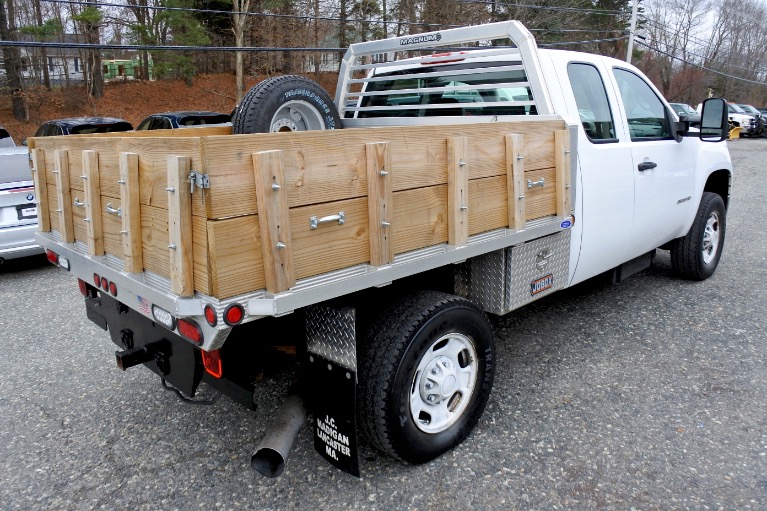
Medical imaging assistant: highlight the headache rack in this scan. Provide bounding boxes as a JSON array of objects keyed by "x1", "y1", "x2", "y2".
[{"x1": 336, "y1": 20, "x2": 555, "y2": 125}]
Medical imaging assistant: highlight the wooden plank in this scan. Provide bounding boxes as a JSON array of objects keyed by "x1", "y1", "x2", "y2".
[
  {"x1": 392, "y1": 185, "x2": 448, "y2": 255},
  {"x1": 524, "y1": 167, "x2": 557, "y2": 220},
  {"x1": 366, "y1": 142, "x2": 393, "y2": 266},
  {"x1": 253, "y1": 150, "x2": 295, "y2": 294},
  {"x1": 291, "y1": 197, "x2": 369, "y2": 280},
  {"x1": 82, "y1": 150, "x2": 104, "y2": 256},
  {"x1": 201, "y1": 120, "x2": 564, "y2": 220},
  {"x1": 167, "y1": 155, "x2": 194, "y2": 296},
  {"x1": 468, "y1": 175, "x2": 508, "y2": 236},
  {"x1": 119, "y1": 152, "x2": 143, "y2": 273},
  {"x1": 554, "y1": 130, "x2": 572, "y2": 217},
  {"x1": 505, "y1": 134, "x2": 525, "y2": 231},
  {"x1": 447, "y1": 136, "x2": 469, "y2": 247},
  {"x1": 207, "y1": 216, "x2": 265, "y2": 298},
  {"x1": 54, "y1": 150, "x2": 75, "y2": 243},
  {"x1": 30, "y1": 148, "x2": 51, "y2": 232}
]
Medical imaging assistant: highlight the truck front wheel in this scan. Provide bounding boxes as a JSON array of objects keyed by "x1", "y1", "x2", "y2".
[
  {"x1": 670, "y1": 191, "x2": 726, "y2": 280},
  {"x1": 358, "y1": 291, "x2": 495, "y2": 464}
]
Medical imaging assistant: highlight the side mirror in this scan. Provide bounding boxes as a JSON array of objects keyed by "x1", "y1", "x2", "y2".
[{"x1": 700, "y1": 98, "x2": 728, "y2": 142}]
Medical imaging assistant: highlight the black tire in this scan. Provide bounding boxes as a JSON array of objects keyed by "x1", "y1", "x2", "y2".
[
  {"x1": 232, "y1": 75, "x2": 341, "y2": 134},
  {"x1": 357, "y1": 291, "x2": 495, "y2": 464},
  {"x1": 670, "y1": 192, "x2": 726, "y2": 280}
]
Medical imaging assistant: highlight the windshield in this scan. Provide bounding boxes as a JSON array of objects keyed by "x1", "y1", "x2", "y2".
[
  {"x1": 738, "y1": 104, "x2": 759, "y2": 114},
  {"x1": 671, "y1": 103, "x2": 695, "y2": 114},
  {"x1": 728, "y1": 103, "x2": 746, "y2": 114}
]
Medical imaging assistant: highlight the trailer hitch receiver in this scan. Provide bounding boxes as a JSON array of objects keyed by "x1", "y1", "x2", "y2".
[{"x1": 116, "y1": 340, "x2": 171, "y2": 374}]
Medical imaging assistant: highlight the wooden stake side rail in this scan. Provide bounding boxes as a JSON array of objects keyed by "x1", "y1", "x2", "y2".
[{"x1": 30, "y1": 120, "x2": 571, "y2": 299}]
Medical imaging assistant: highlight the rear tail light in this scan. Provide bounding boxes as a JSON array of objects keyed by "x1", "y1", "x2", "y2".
[
  {"x1": 100, "y1": 276, "x2": 109, "y2": 291},
  {"x1": 178, "y1": 318, "x2": 203, "y2": 345},
  {"x1": 46, "y1": 249, "x2": 58, "y2": 265},
  {"x1": 204, "y1": 304, "x2": 217, "y2": 327},
  {"x1": 45, "y1": 249, "x2": 69, "y2": 270},
  {"x1": 108, "y1": 281, "x2": 118, "y2": 297},
  {"x1": 93, "y1": 273, "x2": 101, "y2": 286},
  {"x1": 78, "y1": 279, "x2": 88, "y2": 296},
  {"x1": 202, "y1": 349, "x2": 223, "y2": 378},
  {"x1": 224, "y1": 304, "x2": 244, "y2": 326}
]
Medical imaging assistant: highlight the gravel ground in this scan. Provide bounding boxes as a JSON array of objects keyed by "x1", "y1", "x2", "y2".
[{"x1": 1, "y1": 139, "x2": 765, "y2": 510}]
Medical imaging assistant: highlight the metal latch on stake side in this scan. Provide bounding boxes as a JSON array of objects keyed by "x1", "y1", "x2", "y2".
[{"x1": 188, "y1": 171, "x2": 210, "y2": 200}]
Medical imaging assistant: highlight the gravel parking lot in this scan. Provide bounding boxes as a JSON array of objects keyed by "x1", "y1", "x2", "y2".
[{"x1": 1, "y1": 139, "x2": 765, "y2": 510}]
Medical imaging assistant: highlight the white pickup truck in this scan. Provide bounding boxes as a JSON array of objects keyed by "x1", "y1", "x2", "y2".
[{"x1": 32, "y1": 21, "x2": 731, "y2": 478}]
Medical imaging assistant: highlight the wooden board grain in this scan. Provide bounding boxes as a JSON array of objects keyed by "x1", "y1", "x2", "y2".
[
  {"x1": 82, "y1": 150, "x2": 104, "y2": 256},
  {"x1": 168, "y1": 156, "x2": 194, "y2": 296},
  {"x1": 200, "y1": 121, "x2": 564, "y2": 219},
  {"x1": 30, "y1": 148, "x2": 51, "y2": 233}
]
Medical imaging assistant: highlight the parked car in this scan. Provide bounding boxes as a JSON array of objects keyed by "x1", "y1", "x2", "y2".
[
  {"x1": 33, "y1": 117, "x2": 133, "y2": 137},
  {"x1": 135, "y1": 111, "x2": 231, "y2": 130},
  {"x1": 0, "y1": 125, "x2": 16, "y2": 148},
  {"x1": 727, "y1": 103, "x2": 756, "y2": 136},
  {"x1": 0, "y1": 146, "x2": 44, "y2": 264},
  {"x1": 737, "y1": 104, "x2": 766, "y2": 137},
  {"x1": 669, "y1": 102, "x2": 701, "y2": 125}
]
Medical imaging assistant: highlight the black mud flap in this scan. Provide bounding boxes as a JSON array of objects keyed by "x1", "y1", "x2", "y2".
[{"x1": 306, "y1": 354, "x2": 360, "y2": 477}]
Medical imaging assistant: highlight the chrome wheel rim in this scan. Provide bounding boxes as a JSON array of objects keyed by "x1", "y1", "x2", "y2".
[
  {"x1": 410, "y1": 333, "x2": 478, "y2": 434},
  {"x1": 702, "y1": 210, "x2": 720, "y2": 265},
  {"x1": 269, "y1": 100, "x2": 325, "y2": 132}
]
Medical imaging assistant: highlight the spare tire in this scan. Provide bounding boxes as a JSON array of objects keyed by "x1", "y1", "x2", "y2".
[{"x1": 233, "y1": 75, "x2": 342, "y2": 134}]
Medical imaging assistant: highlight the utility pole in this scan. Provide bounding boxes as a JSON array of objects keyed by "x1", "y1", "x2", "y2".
[{"x1": 626, "y1": 0, "x2": 639, "y2": 63}]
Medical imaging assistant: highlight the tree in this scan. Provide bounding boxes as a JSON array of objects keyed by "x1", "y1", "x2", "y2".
[
  {"x1": 71, "y1": 2, "x2": 104, "y2": 97},
  {"x1": 0, "y1": 0, "x2": 28, "y2": 120},
  {"x1": 232, "y1": 0, "x2": 251, "y2": 103}
]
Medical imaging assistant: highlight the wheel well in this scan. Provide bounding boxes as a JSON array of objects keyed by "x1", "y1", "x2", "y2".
[{"x1": 704, "y1": 170, "x2": 731, "y2": 210}]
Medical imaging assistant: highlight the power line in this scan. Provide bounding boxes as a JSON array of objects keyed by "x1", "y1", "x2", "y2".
[
  {"x1": 0, "y1": 40, "x2": 346, "y2": 52},
  {"x1": 639, "y1": 18, "x2": 767, "y2": 78},
  {"x1": 460, "y1": 0, "x2": 626, "y2": 16},
  {"x1": 42, "y1": 0, "x2": 462, "y2": 28},
  {"x1": 635, "y1": 40, "x2": 767, "y2": 86}
]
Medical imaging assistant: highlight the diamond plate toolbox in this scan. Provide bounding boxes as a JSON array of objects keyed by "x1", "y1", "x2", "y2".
[
  {"x1": 455, "y1": 231, "x2": 570, "y2": 315},
  {"x1": 505, "y1": 231, "x2": 570, "y2": 312}
]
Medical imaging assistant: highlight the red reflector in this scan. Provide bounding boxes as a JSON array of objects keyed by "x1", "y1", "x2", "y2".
[
  {"x1": 101, "y1": 277, "x2": 109, "y2": 291},
  {"x1": 78, "y1": 279, "x2": 88, "y2": 297},
  {"x1": 178, "y1": 318, "x2": 203, "y2": 345},
  {"x1": 204, "y1": 305, "x2": 217, "y2": 327},
  {"x1": 109, "y1": 281, "x2": 117, "y2": 297},
  {"x1": 224, "y1": 304, "x2": 244, "y2": 326},
  {"x1": 93, "y1": 273, "x2": 101, "y2": 287},
  {"x1": 202, "y1": 349, "x2": 223, "y2": 378},
  {"x1": 46, "y1": 249, "x2": 58, "y2": 265}
]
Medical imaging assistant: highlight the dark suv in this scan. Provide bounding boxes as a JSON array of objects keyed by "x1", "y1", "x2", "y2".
[
  {"x1": 33, "y1": 117, "x2": 133, "y2": 137},
  {"x1": 136, "y1": 111, "x2": 231, "y2": 130}
]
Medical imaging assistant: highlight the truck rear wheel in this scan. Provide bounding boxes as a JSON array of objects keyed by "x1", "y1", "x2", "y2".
[
  {"x1": 670, "y1": 192, "x2": 726, "y2": 280},
  {"x1": 232, "y1": 75, "x2": 341, "y2": 134},
  {"x1": 357, "y1": 291, "x2": 495, "y2": 464}
]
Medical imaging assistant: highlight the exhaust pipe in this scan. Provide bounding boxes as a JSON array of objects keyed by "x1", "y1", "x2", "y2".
[{"x1": 251, "y1": 392, "x2": 308, "y2": 478}]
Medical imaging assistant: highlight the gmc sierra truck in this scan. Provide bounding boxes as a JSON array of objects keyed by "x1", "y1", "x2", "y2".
[{"x1": 31, "y1": 21, "x2": 731, "y2": 478}]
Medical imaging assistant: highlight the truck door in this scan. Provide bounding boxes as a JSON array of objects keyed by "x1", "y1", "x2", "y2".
[
  {"x1": 612, "y1": 68, "x2": 696, "y2": 256},
  {"x1": 565, "y1": 62, "x2": 635, "y2": 285}
]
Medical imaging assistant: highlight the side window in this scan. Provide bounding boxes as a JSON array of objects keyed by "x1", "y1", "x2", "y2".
[
  {"x1": 567, "y1": 63, "x2": 616, "y2": 143},
  {"x1": 613, "y1": 68, "x2": 671, "y2": 141}
]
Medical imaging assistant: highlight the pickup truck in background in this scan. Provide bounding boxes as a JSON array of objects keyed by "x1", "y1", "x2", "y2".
[
  {"x1": 32, "y1": 21, "x2": 732, "y2": 478},
  {"x1": 0, "y1": 127, "x2": 43, "y2": 264}
]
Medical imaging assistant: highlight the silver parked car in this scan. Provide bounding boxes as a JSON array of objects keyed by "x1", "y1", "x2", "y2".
[{"x1": 0, "y1": 141, "x2": 44, "y2": 264}]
